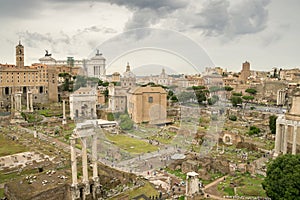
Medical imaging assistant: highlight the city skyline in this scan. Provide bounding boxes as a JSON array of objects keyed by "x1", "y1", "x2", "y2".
[{"x1": 0, "y1": 0, "x2": 299, "y2": 73}]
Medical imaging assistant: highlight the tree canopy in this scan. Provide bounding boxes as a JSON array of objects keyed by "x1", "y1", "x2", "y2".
[
  {"x1": 230, "y1": 96, "x2": 242, "y2": 107},
  {"x1": 262, "y1": 154, "x2": 300, "y2": 199},
  {"x1": 245, "y1": 88, "x2": 257, "y2": 95},
  {"x1": 269, "y1": 115, "x2": 278, "y2": 134}
]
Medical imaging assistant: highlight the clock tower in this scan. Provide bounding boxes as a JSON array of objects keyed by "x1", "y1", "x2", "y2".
[{"x1": 16, "y1": 41, "x2": 24, "y2": 68}]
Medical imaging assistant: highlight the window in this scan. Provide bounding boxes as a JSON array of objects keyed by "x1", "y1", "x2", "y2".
[
  {"x1": 148, "y1": 97, "x2": 153, "y2": 103},
  {"x1": 5, "y1": 87, "x2": 9, "y2": 95}
]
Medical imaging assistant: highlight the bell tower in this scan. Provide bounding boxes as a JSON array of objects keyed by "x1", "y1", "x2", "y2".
[{"x1": 16, "y1": 41, "x2": 24, "y2": 67}]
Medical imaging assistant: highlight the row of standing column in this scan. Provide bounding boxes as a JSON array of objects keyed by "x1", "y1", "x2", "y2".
[
  {"x1": 275, "y1": 123, "x2": 298, "y2": 155},
  {"x1": 10, "y1": 92, "x2": 33, "y2": 112},
  {"x1": 70, "y1": 134, "x2": 98, "y2": 187},
  {"x1": 26, "y1": 92, "x2": 33, "y2": 112}
]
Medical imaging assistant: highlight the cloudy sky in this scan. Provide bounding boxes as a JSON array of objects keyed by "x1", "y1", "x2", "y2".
[{"x1": 0, "y1": 0, "x2": 299, "y2": 74}]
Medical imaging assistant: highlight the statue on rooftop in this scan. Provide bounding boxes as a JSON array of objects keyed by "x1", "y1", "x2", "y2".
[{"x1": 45, "y1": 49, "x2": 52, "y2": 57}]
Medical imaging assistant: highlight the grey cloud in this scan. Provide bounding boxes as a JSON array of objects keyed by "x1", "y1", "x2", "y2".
[
  {"x1": 0, "y1": 0, "x2": 44, "y2": 19},
  {"x1": 229, "y1": 0, "x2": 270, "y2": 35},
  {"x1": 193, "y1": 0, "x2": 230, "y2": 36},
  {"x1": 17, "y1": 31, "x2": 54, "y2": 48},
  {"x1": 186, "y1": 0, "x2": 270, "y2": 37},
  {"x1": 106, "y1": 0, "x2": 186, "y2": 10},
  {"x1": 104, "y1": 0, "x2": 187, "y2": 30},
  {"x1": 80, "y1": 26, "x2": 117, "y2": 34}
]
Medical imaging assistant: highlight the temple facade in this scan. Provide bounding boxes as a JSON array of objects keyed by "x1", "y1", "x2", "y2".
[{"x1": 274, "y1": 92, "x2": 300, "y2": 156}]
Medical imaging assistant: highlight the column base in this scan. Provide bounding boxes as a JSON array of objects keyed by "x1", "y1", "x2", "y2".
[
  {"x1": 91, "y1": 179, "x2": 101, "y2": 200},
  {"x1": 84, "y1": 182, "x2": 90, "y2": 196},
  {"x1": 70, "y1": 185, "x2": 80, "y2": 200},
  {"x1": 62, "y1": 119, "x2": 67, "y2": 125}
]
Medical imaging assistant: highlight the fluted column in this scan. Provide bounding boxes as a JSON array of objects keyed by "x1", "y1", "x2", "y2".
[
  {"x1": 283, "y1": 125, "x2": 288, "y2": 154},
  {"x1": 70, "y1": 137, "x2": 78, "y2": 186},
  {"x1": 292, "y1": 125, "x2": 298, "y2": 155},
  {"x1": 92, "y1": 134, "x2": 98, "y2": 181},
  {"x1": 30, "y1": 92, "x2": 33, "y2": 112},
  {"x1": 62, "y1": 100, "x2": 67, "y2": 125},
  {"x1": 11, "y1": 95, "x2": 14, "y2": 110},
  {"x1": 274, "y1": 123, "x2": 281, "y2": 155},
  {"x1": 81, "y1": 137, "x2": 89, "y2": 184},
  {"x1": 26, "y1": 92, "x2": 29, "y2": 112}
]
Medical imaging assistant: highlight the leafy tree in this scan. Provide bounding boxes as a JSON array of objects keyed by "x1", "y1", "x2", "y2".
[
  {"x1": 230, "y1": 96, "x2": 242, "y2": 107},
  {"x1": 74, "y1": 75, "x2": 87, "y2": 90},
  {"x1": 224, "y1": 86, "x2": 233, "y2": 92},
  {"x1": 177, "y1": 91, "x2": 195, "y2": 103},
  {"x1": 107, "y1": 113, "x2": 114, "y2": 121},
  {"x1": 232, "y1": 92, "x2": 242, "y2": 96},
  {"x1": 170, "y1": 95, "x2": 178, "y2": 102},
  {"x1": 167, "y1": 90, "x2": 174, "y2": 99},
  {"x1": 208, "y1": 95, "x2": 219, "y2": 105},
  {"x1": 223, "y1": 86, "x2": 234, "y2": 99},
  {"x1": 262, "y1": 154, "x2": 300, "y2": 199},
  {"x1": 247, "y1": 126, "x2": 261, "y2": 136},
  {"x1": 242, "y1": 95, "x2": 254, "y2": 109},
  {"x1": 239, "y1": 88, "x2": 257, "y2": 109},
  {"x1": 104, "y1": 88, "x2": 109, "y2": 103},
  {"x1": 269, "y1": 115, "x2": 278, "y2": 134},
  {"x1": 119, "y1": 114, "x2": 134, "y2": 130},
  {"x1": 98, "y1": 79, "x2": 109, "y2": 87},
  {"x1": 245, "y1": 88, "x2": 257, "y2": 95},
  {"x1": 192, "y1": 85, "x2": 205, "y2": 90},
  {"x1": 195, "y1": 90, "x2": 207, "y2": 104},
  {"x1": 62, "y1": 78, "x2": 70, "y2": 91}
]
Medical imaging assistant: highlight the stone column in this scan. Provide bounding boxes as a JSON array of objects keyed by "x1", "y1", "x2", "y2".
[
  {"x1": 92, "y1": 134, "x2": 98, "y2": 180},
  {"x1": 62, "y1": 100, "x2": 67, "y2": 125},
  {"x1": 15, "y1": 93, "x2": 21, "y2": 112},
  {"x1": 26, "y1": 92, "x2": 29, "y2": 112},
  {"x1": 70, "y1": 137, "x2": 78, "y2": 186},
  {"x1": 274, "y1": 123, "x2": 281, "y2": 156},
  {"x1": 292, "y1": 125, "x2": 298, "y2": 155},
  {"x1": 14, "y1": 94, "x2": 18, "y2": 111},
  {"x1": 81, "y1": 137, "x2": 90, "y2": 197},
  {"x1": 11, "y1": 95, "x2": 14, "y2": 110},
  {"x1": 283, "y1": 125, "x2": 288, "y2": 154},
  {"x1": 18, "y1": 93, "x2": 22, "y2": 111},
  {"x1": 30, "y1": 92, "x2": 33, "y2": 112},
  {"x1": 81, "y1": 137, "x2": 89, "y2": 184}
]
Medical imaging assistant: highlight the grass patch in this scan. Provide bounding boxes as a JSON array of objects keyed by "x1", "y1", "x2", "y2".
[
  {"x1": 223, "y1": 187, "x2": 235, "y2": 196},
  {"x1": 0, "y1": 188, "x2": 4, "y2": 198},
  {"x1": 0, "y1": 168, "x2": 38, "y2": 184},
  {"x1": 37, "y1": 109, "x2": 62, "y2": 117},
  {"x1": 149, "y1": 131, "x2": 177, "y2": 144},
  {"x1": 218, "y1": 173, "x2": 267, "y2": 198},
  {"x1": 110, "y1": 181, "x2": 158, "y2": 200},
  {"x1": 0, "y1": 134, "x2": 28, "y2": 157},
  {"x1": 165, "y1": 168, "x2": 186, "y2": 180},
  {"x1": 105, "y1": 133, "x2": 158, "y2": 155}
]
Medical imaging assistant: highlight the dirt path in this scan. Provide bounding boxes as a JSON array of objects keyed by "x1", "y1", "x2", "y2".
[{"x1": 203, "y1": 175, "x2": 228, "y2": 200}]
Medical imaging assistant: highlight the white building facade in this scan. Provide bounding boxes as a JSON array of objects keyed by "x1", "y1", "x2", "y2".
[{"x1": 69, "y1": 87, "x2": 97, "y2": 120}]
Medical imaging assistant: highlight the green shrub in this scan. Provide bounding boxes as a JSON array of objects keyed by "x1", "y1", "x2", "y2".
[
  {"x1": 119, "y1": 114, "x2": 134, "y2": 130},
  {"x1": 248, "y1": 126, "x2": 261, "y2": 136},
  {"x1": 229, "y1": 115, "x2": 237, "y2": 121},
  {"x1": 107, "y1": 113, "x2": 115, "y2": 121}
]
